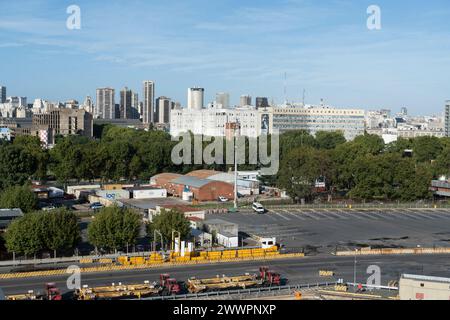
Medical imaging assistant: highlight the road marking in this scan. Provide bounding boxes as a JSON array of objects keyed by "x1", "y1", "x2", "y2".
[
  {"x1": 272, "y1": 211, "x2": 291, "y2": 221},
  {"x1": 325, "y1": 211, "x2": 349, "y2": 220},
  {"x1": 309, "y1": 211, "x2": 333, "y2": 220},
  {"x1": 339, "y1": 210, "x2": 364, "y2": 220},
  {"x1": 281, "y1": 210, "x2": 307, "y2": 220},
  {"x1": 355, "y1": 211, "x2": 379, "y2": 220}
]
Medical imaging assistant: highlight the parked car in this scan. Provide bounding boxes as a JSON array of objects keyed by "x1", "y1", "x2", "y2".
[
  {"x1": 218, "y1": 196, "x2": 229, "y2": 202},
  {"x1": 90, "y1": 202, "x2": 104, "y2": 210},
  {"x1": 42, "y1": 206, "x2": 56, "y2": 211},
  {"x1": 252, "y1": 202, "x2": 266, "y2": 214}
]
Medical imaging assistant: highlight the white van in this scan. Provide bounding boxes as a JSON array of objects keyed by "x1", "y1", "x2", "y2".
[{"x1": 252, "y1": 202, "x2": 266, "y2": 214}]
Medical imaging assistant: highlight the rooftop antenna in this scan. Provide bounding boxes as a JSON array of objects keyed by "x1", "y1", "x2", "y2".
[
  {"x1": 283, "y1": 72, "x2": 288, "y2": 104},
  {"x1": 302, "y1": 89, "x2": 306, "y2": 106}
]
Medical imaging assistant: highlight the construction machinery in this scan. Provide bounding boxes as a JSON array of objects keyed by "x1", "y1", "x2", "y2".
[
  {"x1": 7, "y1": 283, "x2": 62, "y2": 301},
  {"x1": 187, "y1": 274, "x2": 263, "y2": 294},
  {"x1": 259, "y1": 267, "x2": 282, "y2": 286},
  {"x1": 75, "y1": 281, "x2": 161, "y2": 300},
  {"x1": 160, "y1": 274, "x2": 182, "y2": 296}
]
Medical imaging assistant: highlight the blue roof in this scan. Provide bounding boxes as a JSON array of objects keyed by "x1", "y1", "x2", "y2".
[{"x1": 172, "y1": 176, "x2": 213, "y2": 188}]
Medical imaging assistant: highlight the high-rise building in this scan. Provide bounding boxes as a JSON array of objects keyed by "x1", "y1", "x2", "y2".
[
  {"x1": 33, "y1": 107, "x2": 93, "y2": 138},
  {"x1": 155, "y1": 96, "x2": 173, "y2": 124},
  {"x1": 445, "y1": 101, "x2": 450, "y2": 137},
  {"x1": 0, "y1": 86, "x2": 6, "y2": 103},
  {"x1": 120, "y1": 87, "x2": 133, "y2": 119},
  {"x1": 82, "y1": 96, "x2": 94, "y2": 114},
  {"x1": 256, "y1": 97, "x2": 269, "y2": 109},
  {"x1": 188, "y1": 87, "x2": 204, "y2": 110},
  {"x1": 240, "y1": 95, "x2": 252, "y2": 107},
  {"x1": 216, "y1": 92, "x2": 230, "y2": 109},
  {"x1": 143, "y1": 81, "x2": 155, "y2": 124},
  {"x1": 96, "y1": 88, "x2": 115, "y2": 119}
]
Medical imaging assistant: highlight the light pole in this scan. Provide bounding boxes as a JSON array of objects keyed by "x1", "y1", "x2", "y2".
[
  {"x1": 353, "y1": 249, "x2": 357, "y2": 292},
  {"x1": 233, "y1": 121, "x2": 240, "y2": 210}
]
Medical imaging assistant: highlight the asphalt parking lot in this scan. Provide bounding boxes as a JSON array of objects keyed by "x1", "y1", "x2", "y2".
[{"x1": 209, "y1": 208, "x2": 450, "y2": 253}]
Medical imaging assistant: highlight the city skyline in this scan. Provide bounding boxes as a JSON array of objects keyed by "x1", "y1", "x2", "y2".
[{"x1": 1, "y1": 0, "x2": 450, "y2": 115}]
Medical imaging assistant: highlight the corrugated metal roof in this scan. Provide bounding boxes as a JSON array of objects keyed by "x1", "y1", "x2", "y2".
[
  {"x1": 172, "y1": 176, "x2": 212, "y2": 188},
  {"x1": 402, "y1": 274, "x2": 450, "y2": 284},
  {"x1": 186, "y1": 170, "x2": 221, "y2": 179}
]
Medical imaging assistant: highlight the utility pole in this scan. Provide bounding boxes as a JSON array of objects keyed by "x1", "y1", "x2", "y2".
[
  {"x1": 354, "y1": 249, "x2": 357, "y2": 292},
  {"x1": 234, "y1": 121, "x2": 240, "y2": 210}
]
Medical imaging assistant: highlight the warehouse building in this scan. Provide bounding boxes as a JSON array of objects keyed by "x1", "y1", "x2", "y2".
[
  {"x1": 170, "y1": 176, "x2": 234, "y2": 202},
  {"x1": 400, "y1": 274, "x2": 450, "y2": 300}
]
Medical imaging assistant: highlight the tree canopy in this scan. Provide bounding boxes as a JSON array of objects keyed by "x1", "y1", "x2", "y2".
[
  {"x1": 87, "y1": 206, "x2": 142, "y2": 252},
  {"x1": 0, "y1": 185, "x2": 38, "y2": 213},
  {"x1": 146, "y1": 209, "x2": 191, "y2": 246}
]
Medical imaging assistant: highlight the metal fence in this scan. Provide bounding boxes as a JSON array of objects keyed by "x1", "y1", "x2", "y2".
[{"x1": 139, "y1": 282, "x2": 339, "y2": 300}]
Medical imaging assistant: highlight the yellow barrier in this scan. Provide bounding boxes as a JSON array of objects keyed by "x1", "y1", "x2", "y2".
[
  {"x1": 335, "y1": 247, "x2": 450, "y2": 256},
  {"x1": 0, "y1": 252, "x2": 306, "y2": 280}
]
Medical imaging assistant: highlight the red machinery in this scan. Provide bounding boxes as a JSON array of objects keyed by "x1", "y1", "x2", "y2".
[
  {"x1": 45, "y1": 283, "x2": 62, "y2": 300},
  {"x1": 160, "y1": 274, "x2": 181, "y2": 295},
  {"x1": 259, "y1": 267, "x2": 282, "y2": 286}
]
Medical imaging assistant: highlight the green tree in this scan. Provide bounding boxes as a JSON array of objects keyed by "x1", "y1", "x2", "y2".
[
  {"x1": 277, "y1": 147, "x2": 332, "y2": 201},
  {"x1": 87, "y1": 206, "x2": 141, "y2": 252},
  {"x1": 13, "y1": 135, "x2": 49, "y2": 181},
  {"x1": 39, "y1": 209, "x2": 81, "y2": 257},
  {"x1": 0, "y1": 186, "x2": 38, "y2": 213},
  {"x1": 5, "y1": 213, "x2": 42, "y2": 256},
  {"x1": 315, "y1": 131, "x2": 346, "y2": 150},
  {"x1": 0, "y1": 144, "x2": 37, "y2": 189},
  {"x1": 146, "y1": 209, "x2": 191, "y2": 245},
  {"x1": 4, "y1": 209, "x2": 81, "y2": 257},
  {"x1": 412, "y1": 136, "x2": 443, "y2": 163}
]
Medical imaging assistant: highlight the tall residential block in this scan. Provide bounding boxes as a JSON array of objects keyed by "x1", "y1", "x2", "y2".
[
  {"x1": 143, "y1": 80, "x2": 155, "y2": 124},
  {"x1": 96, "y1": 88, "x2": 115, "y2": 119},
  {"x1": 188, "y1": 87, "x2": 204, "y2": 110},
  {"x1": 216, "y1": 92, "x2": 230, "y2": 109},
  {"x1": 256, "y1": 97, "x2": 269, "y2": 109},
  {"x1": 445, "y1": 101, "x2": 450, "y2": 137},
  {"x1": 240, "y1": 95, "x2": 252, "y2": 107},
  {"x1": 120, "y1": 87, "x2": 133, "y2": 119},
  {"x1": 155, "y1": 96, "x2": 173, "y2": 124},
  {"x1": 0, "y1": 86, "x2": 6, "y2": 103}
]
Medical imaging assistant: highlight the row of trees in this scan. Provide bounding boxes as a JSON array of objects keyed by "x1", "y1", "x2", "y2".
[
  {"x1": 1, "y1": 125, "x2": 450, "y2": 202},
  {"x1": 276, "y1": 132, "x2": 450, "y2": 201},
  {"x1": 3, "y1": 206, "x2": 191, "y2": 256}
]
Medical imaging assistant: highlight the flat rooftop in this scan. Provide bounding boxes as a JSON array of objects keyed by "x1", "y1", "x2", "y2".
[{"x1": 121, "y1": 198, "x2": 190, "y2": 210}]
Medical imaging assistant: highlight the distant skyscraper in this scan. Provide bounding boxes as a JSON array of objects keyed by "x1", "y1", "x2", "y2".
[
  {"x1": 240, "y1": 95, "x2": 252, "y2": 107},
  {"x1": 445, "y1": 101, "x2": 450, "y2": 137},
  {"x1": 188, "y1": 87, "x2": 204, "y2": 110},
  {"x1": 256, "y1": 97, "x2": 269, "y2": 109},
  {"x1": 0, "y1": 86, "x2": 6, "y2": 103},
  {"x1": 216, "y1": 92, "x2": 230, "y2": 109},
  {"x1": 400, "y1": 107, "x2": 408, "y2": 116},
  {"x1": 155, "y1": 96, "x2": 173, "y2": 124},
  {"x1": 82, "y1": 96, "x2": 94, "y2": 114},
  {"x1": 120, "y1": 87, "x2": 133, "y2": 119},
  {"x1": 143, "y1": 81, "x2": 155, "y2": 124},
  {"x1": 96, "y1": 88, "x2": 115, "y2": 119}
]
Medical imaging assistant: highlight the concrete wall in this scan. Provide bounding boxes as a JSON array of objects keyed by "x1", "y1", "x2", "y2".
[{"x1": 400, "y1": 277, "x2": 450, "y2": 300}]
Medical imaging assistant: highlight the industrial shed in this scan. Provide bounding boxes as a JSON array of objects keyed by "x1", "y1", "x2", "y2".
[
  {"x1": 150, "y1": 173, "x2": 183, "y2": 195},
  {"x1": 185, "y1": 170, "x2": 221, "y2": 179},
  {"x1": 171, "y1": 176, "x2": 234, "y2": 202}
]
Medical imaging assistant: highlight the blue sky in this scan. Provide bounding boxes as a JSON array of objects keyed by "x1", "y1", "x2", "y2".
[{"x1": 0, "y1": 0, "x2": 449, "y2": 114}]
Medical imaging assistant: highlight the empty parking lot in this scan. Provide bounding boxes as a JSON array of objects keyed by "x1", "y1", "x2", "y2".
[{"x1": 210, "y1": 208, "x2": 450, "y2": 253}]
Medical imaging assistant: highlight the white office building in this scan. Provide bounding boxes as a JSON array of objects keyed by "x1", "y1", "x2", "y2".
[{"x1": 171, "y1": 103, "x2": 365, "y2": 140}]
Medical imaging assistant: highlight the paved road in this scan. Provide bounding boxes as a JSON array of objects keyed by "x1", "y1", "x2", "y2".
[
  {"x1": 2, "y1": 254, "x2": 450, "y2": 296},
  {"x1": 211, "y1": 208, "x2": 450, "y2": 252}
]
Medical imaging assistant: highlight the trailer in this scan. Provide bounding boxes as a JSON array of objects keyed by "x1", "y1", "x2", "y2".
[
  {"x1": 187, "y1": 274, "x2": 263, "y2": 294},
  {"x1": 75, "y1": 281, "x2": 161, "y2": 300}
]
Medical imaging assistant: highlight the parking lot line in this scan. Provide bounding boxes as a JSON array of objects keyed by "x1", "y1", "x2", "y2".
[
  {"x1": 300, "y1": 212, "x2": 322, "y2": 220},
  {"x1": 354, "y1": 211, "x2": 380, "y2": 220},
  {"x1": 281, "y1": 210, "x2": 307, "y2": 220},
  {"x1": 311, "y1": 211, "x2": 335, "y2": 220},
  {"x1": 271, "y1": 211, "x2": 291, "y2": 221},
  {"x1": 339, "y1": 210, "x2": 365, "y2": 220}
]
